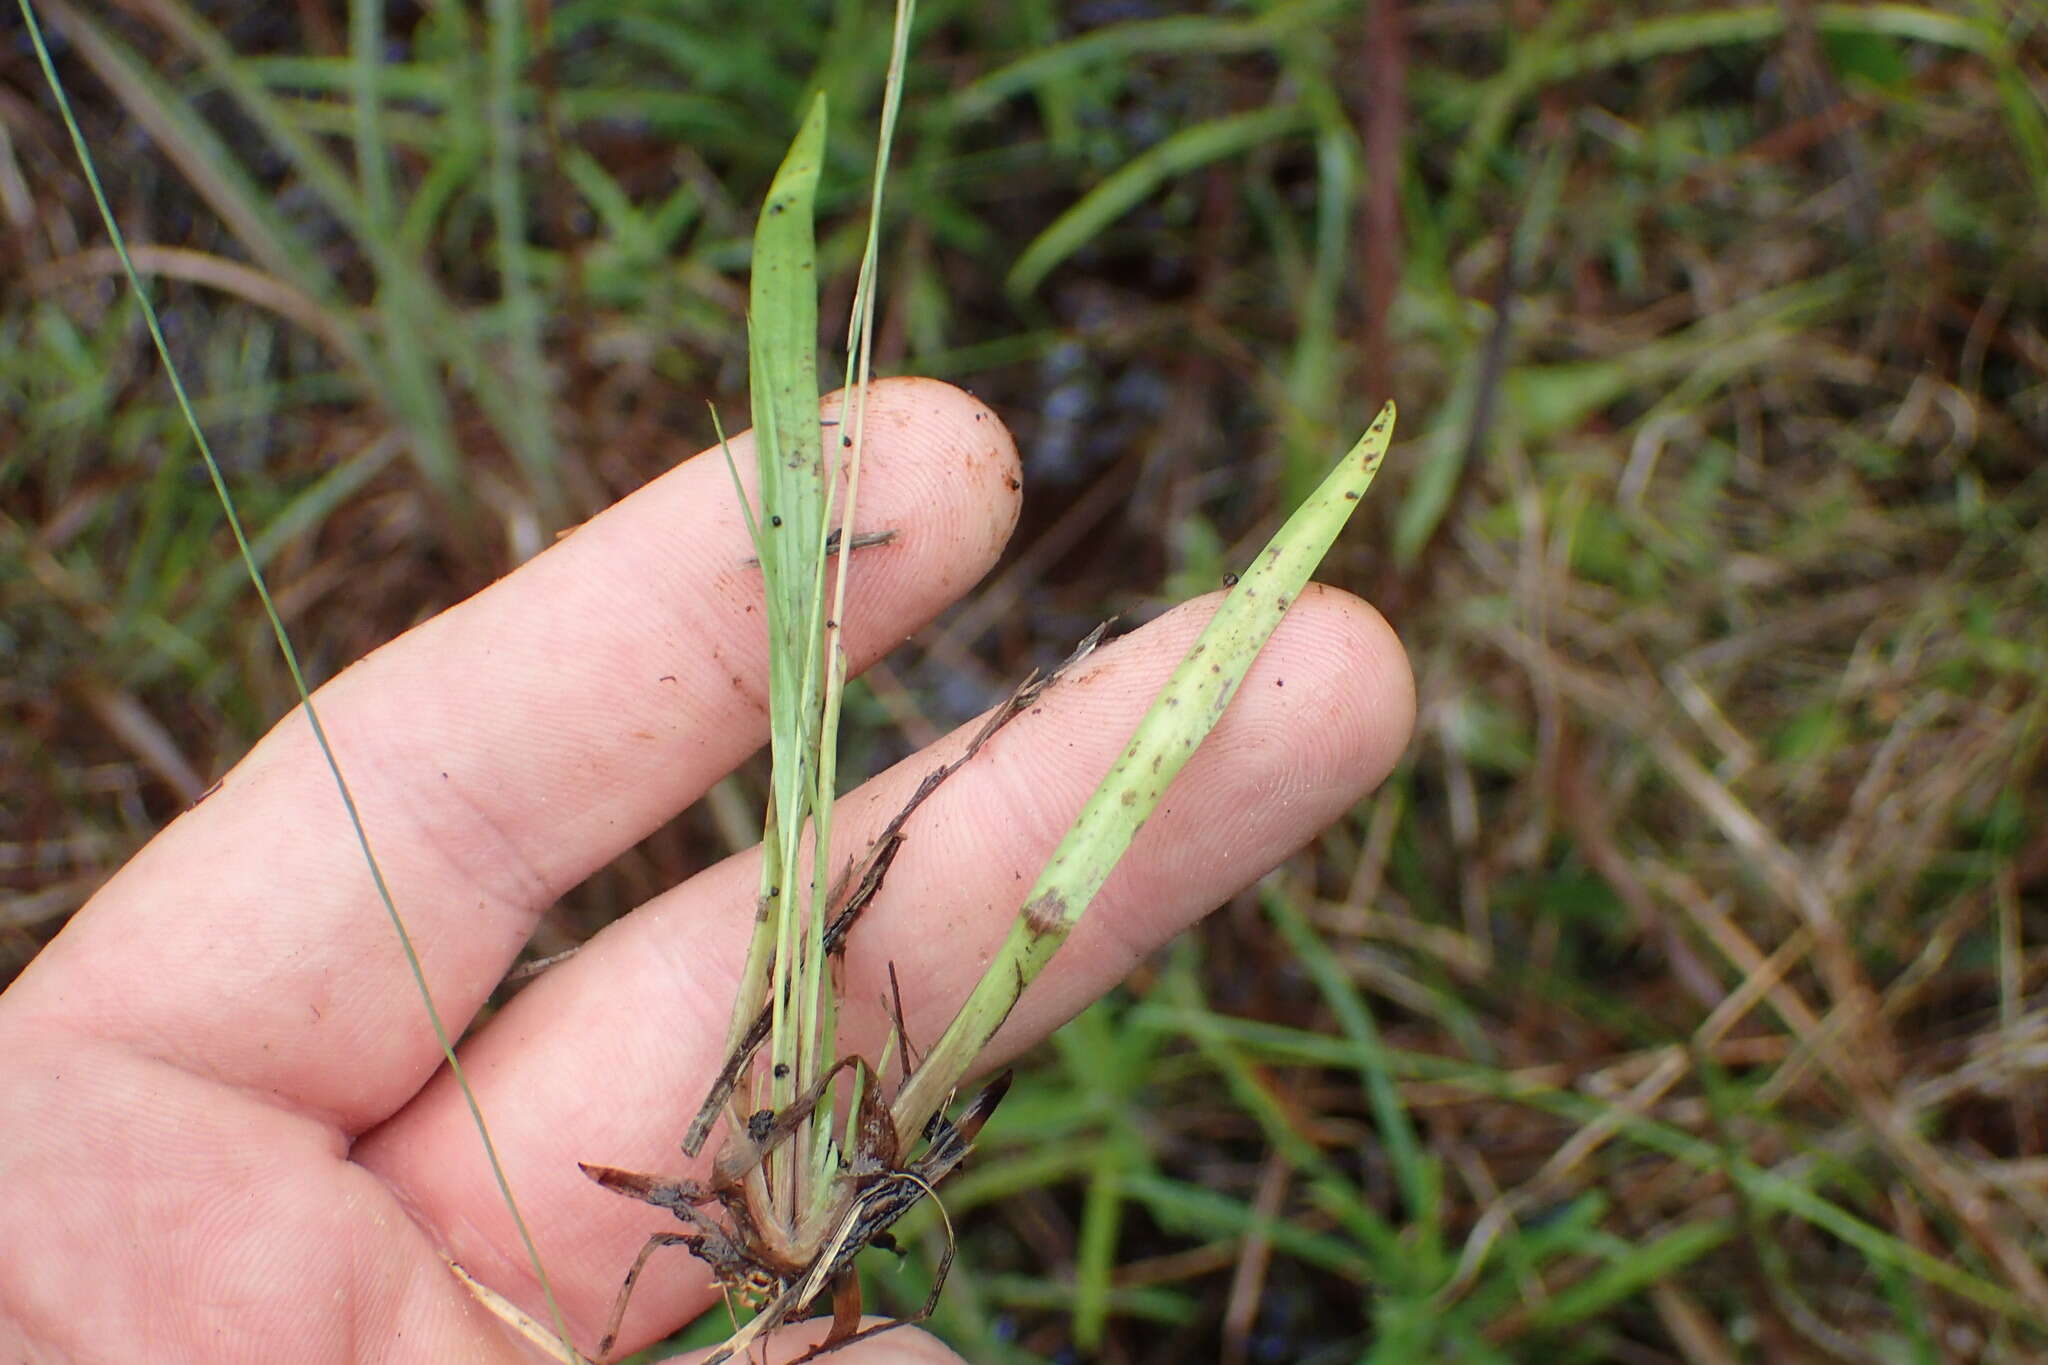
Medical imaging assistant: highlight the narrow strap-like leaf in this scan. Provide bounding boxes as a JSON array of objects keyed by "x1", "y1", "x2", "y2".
[{"x1": 892, "y1": 402, "x2": 1397, "y2": 1137}]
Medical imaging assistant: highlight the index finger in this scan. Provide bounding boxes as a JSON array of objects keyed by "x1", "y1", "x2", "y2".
[{"x1": 7, "y1": 378, "x2": 1021, "y2": 1131}]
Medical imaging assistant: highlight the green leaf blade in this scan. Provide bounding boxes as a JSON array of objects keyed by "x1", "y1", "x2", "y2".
[{"x1": 892, "y1": 401, "x2": 1397, "y2": 1136}]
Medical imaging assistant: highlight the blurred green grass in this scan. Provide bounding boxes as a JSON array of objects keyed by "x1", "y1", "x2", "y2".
[{"x1": 6, "y1": 1, "x2": 2048, "y2": 1361}]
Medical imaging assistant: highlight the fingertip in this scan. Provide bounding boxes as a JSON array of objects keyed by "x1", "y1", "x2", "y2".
[
  {"x1": 840, "y1": 377, "x2": 1022, "y2": 605},
  {"x1": 1280, "y1": 581, "x2": 1417, "y2": 793}
]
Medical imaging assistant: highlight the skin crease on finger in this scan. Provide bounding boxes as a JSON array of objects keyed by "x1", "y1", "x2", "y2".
[{"x1": 0, "y1": 378, "x2": 1416, "y2": 1364}]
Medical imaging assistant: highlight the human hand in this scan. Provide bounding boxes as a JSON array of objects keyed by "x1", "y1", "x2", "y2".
[{"x1": 0, "y1": 378, "x2": 1413, "y2": 1364}]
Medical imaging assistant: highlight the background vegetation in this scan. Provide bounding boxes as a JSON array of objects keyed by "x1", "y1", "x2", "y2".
[{"x1": 6, "y1": 1, "x2": 2046, "y2": 1361}]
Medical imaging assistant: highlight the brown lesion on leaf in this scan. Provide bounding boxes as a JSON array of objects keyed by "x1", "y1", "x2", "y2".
[{"x1": 1021, "y1": 889, "x2": 1067, "y2": 938}]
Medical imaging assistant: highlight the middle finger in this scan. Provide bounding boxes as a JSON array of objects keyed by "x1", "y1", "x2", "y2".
[{"x1": 356, "y1": 587, "x2": 1412, "y2": 1355}]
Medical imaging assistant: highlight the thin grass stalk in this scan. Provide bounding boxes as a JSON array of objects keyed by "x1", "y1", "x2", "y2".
[
  {"x1": 805, "y1": 0, "x2": 918, "y2": 1227},
  {"x1": 16, "y1": 0, "x2": 576, "y2": 1352}
]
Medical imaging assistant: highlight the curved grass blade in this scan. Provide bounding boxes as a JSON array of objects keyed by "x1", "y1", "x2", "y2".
[{"x1": 1007, "y1": 103, "x2": 1308, "y2": 298}]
